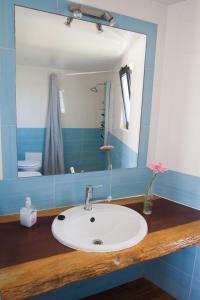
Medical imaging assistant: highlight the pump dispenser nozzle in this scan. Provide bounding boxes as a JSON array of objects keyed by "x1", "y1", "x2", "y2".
[{"x1": 20, "y1": 197, "x2": 37, "y2": 227}]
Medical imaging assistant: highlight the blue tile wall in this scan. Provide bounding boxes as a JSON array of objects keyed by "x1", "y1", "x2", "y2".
[
  {"x1": 17, "y1": 128, "x2": 106, "y2": 172},
  {"x1": 161, "y1": 246, "x2": 197, "y2": 276},
  {"x1": 0, "y1": 0, "x2": 157, "y2": 299},
  {"x1": 153, "y1": 170, "x2": 200, "y2": 210},
  {"x1": 0, "y1": 175, "x2": 55, "y2": 215},
  {"x1": 189, "y1": 246, "x2": 200, "y2": 300},
  {"x1": 16, "y1": 128, "x2": 144, "y2": 174},
  {"x1": 145, "y1": 257, "x2": 191, "y2": 300},
  {"x1": 0, "y1": 167, "x2": 152, "y2": 215},
  {"x1": 54, "y1": 170, "x2": 111, "y2": 207},
  {"x1": 17, "y1": 128, "x2": 46, "y2": 160},
  {"x1": 109, "y1": 132, "x2": 138, "y2": 169},
  {"x1": 144, "y1": 246, "x2": 200, "y2": 300},
  {"x1": 1, "y1": 125, "x2": 17, "y2": 179},
  {"x1": 193, "y1": 246, "x2": 200, "y2": 280},
  {"x1": 111, "y1": 167, "x2": 151, "y2": 199},
  {"x1": 62, "y1": 128, "x2": 105, "y2": 172},
  {"x1": 143, "y1": 172, "x2": 200, "y2": 300},
  {"x1": 190, "y1": 278, "x2": 200, "y2": 300}
]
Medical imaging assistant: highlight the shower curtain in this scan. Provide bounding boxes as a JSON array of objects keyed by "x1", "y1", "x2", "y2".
[
  {"x1": 43, "y1": 74, "x2": 65, "y2": 175},
  {"x1": 104, "y1": 80, "x2": 111, "y2": 145}
]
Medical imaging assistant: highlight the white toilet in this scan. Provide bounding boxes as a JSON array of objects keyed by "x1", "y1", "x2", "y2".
[
  {"x1": 18, "y1": 152, "x2": 42, "y2": 176},
  {"x1": 18, "y1": 160, "x2": 42, "y2": 171}
]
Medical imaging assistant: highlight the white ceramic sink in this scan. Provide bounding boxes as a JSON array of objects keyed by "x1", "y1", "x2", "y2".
[{"x1": 52, "y1": 204, "x2": 148, "y2": 252}]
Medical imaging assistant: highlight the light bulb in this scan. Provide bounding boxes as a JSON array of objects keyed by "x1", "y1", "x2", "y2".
[
  {"x1": 109, "y1": 17, "x2": 116, "y2": 27},
  {"x1": 73, "y1": 9, "x2": 82, "y2": 19},
  {"x1": 64, "y1": 17, "x2": 73, "y2": 27},
  {"x1": 96, "y1": 23, "x2": 104, "y2": 33}
]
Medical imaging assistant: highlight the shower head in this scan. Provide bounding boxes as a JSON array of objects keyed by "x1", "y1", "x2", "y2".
[
  {"x1": 90, "y1": 83, "x2": 105, "y2": 93},
  {"x1": 90, "y1": 87, "x2": 98, "y2": 93}
]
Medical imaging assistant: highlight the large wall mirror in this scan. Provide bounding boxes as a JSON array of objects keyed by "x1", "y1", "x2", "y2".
[{"x1": 15, "y1": 6, "x2": 147, "y2": 178}]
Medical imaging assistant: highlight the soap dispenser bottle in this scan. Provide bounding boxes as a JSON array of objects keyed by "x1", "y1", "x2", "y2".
[{"x1": 20, "y1": 197, "x2": 37, "y2": 227}]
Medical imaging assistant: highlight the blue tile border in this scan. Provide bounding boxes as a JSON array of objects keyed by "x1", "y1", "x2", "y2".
[
  {"x1": 0, "y1": 0, "x2": 15, "y2": 48},
  {"x1": 1, "y1": 125, "x2": 17, "y2": 179},
  {"x1": 0, "y1": 0, "x2": 157, "y2": 181},
  {"x1": 0, "y1": 48, "x2": 16, "y2": 126},
  {"x1": 15, "y1": 0, "x2": 57, "y2": 14}
]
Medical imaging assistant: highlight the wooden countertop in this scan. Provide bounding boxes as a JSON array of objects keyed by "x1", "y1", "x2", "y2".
[{"x1": 0, "y1": 196, "x2": 200, "y2": 300}]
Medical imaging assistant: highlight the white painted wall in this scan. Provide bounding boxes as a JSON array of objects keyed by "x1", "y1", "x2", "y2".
[
  {"x1": 16, "y1": 65, "x2": 49, "y2": 128},
  {"x1": 16, "y1": 6, "x2": 141, "y2": 73},
  {"x1": 16, "y1": 65, "x2": 105, "y2": 128},
  {"x1": 74, "y1": 0, "x2": 168, "y2": 162},
  {"x1": 110, "y1": 35, "x2": 146, "y2": 153},
  {"x1": 155, "y1": 0, "x2": 200, "y2": 176},
  {"x1": 16, "y1": 58, "x2": 145, "y2": 154},
  {"x1": 59, "y1": 73, "x2": 105, "y2": 128}
]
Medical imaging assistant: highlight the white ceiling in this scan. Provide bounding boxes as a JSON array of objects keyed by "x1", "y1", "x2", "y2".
[
  {"x1": 153, "y1": 0, "x2": 186, "y2": 5},
  {"x1": 15, "y1": 7, "x2": 144, "y2": 72}
]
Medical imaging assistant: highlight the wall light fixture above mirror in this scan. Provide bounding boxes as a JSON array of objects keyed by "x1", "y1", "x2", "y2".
[
  {"x1": 68, "y1": 2, "x2": 116, "y2": 26},
  {"x1": 15, "y1": 6, "x2": 147, "y2": 177}
]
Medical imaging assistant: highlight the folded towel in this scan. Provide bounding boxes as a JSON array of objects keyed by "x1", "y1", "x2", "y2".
[{"x1": 59, "y1": 90, "x2": 65, "y2": 113}]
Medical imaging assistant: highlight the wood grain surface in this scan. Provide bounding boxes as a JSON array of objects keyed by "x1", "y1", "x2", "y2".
[{"x1": 0, "y1": 197, "x2": 200, "y2": 299}]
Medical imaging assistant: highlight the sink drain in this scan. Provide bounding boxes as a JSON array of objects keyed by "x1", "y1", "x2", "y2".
[{"x1": 93, "y1": 239, "x2": 103, "y2": 245}]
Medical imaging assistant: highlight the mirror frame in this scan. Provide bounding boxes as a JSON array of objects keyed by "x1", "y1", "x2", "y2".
[{"x1": 0, "y1": 0, "x2": 157, "y2": 180}]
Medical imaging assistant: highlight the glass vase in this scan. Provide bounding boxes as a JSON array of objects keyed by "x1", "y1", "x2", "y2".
[
  {"x1": 143, "y1": 190, "x2": 153, "y2": 215},
  {"x1": 106, "y1": 151, "x2": 112, "y2": 170}
]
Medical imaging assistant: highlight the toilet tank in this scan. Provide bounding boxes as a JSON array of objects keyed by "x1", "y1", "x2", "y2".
[{"x1": 25, "y1": 152, "x2": 42, "y2": 162}]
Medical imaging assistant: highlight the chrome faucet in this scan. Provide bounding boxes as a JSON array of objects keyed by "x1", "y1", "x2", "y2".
[{"x1": 84, "y1": 185, "x2": 102, "y2": 211}]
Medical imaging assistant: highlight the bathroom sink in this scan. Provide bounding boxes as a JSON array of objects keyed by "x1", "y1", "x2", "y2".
[{"x1": 52, "y1": 204, "x2": 148, "y2": 252}]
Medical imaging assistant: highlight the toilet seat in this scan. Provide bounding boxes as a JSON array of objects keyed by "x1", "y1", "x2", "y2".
[{"x1": 18, "y1": 160, "x2": 42, "y2": 171}]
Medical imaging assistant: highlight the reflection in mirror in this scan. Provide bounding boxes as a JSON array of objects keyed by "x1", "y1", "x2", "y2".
[{"x1": 15, "y1": 7, "x2": 146, "y2": 177}]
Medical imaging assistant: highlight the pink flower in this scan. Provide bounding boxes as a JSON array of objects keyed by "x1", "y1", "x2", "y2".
[
  {"x1": 148, "y1": 162, "x2": 168, "y2": 173},
  {"x1": 100, "y1": 145, "x2": 114, "y2": 150}
]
